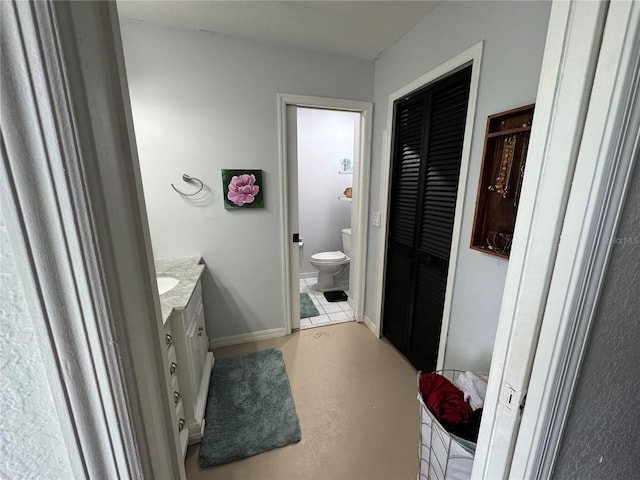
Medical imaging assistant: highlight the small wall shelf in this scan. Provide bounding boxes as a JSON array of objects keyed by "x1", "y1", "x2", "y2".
[{"x1": 470, "y1": 104, "x2": 535, "y2": 258}]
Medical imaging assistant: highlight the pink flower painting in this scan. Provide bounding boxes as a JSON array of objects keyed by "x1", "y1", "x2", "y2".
[
  {"x1": 228, "y1": 174, "x2": 259, "y2": 206},
  {"x1": 222, "y1": 170, "x2": 264, "y2": 209}
]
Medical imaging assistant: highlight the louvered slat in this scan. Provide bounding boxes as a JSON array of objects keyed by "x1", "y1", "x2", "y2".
[
  {"x1": 419, "y1": 71, "x2": 470, "y2": 259},
  {"x1": 388, "y1": 96, "x2": 425, "y2": 247},
  {"x1": 409, "y1": 262, "x2": 448, "y2": 371},
  {"x1": 381, "y1": 252, "x2": 413, "y2": 351}
]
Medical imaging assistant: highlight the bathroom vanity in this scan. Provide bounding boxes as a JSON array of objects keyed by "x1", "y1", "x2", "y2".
[{"x1": 155, "y1": 257, "x2": 214, "y2": 459}]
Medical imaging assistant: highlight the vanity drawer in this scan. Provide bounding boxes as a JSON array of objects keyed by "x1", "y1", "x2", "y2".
[
  {"x1": 164, "y1": 320, "x2": 174, "y2": 351},
  {"x1": 167, "y1": 345, "x2": 178, "y2": 375},
  {"x1": 170, "y1": 374, "x2": 180, "y2": 401},
  {"x1": 175, "y1": 399, "x2": 189, "y2": 459},
  {"x1": 163, "y1": 316, "x2": 174, "y2": 344}
]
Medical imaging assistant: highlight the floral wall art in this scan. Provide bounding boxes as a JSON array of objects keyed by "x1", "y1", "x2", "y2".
[{"x1": 221, "y1": 169, "x2": 264, "y2": 209}]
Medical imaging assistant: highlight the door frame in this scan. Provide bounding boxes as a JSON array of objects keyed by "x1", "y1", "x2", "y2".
[
  {"x1": 473, "y1": 0, "x2": 640, "y2": 477},
  {"x1": 2, "y1": 1, "x2": 183, "y2": 478},
  {"x1": 504, "y1": 1, "x2": 640, "y2": 477},
  {"x1": 374, "y1": 42, "x2": 483, "y2": 370},
  {"x1": 277, "y1": 94, "x2": 373, "y2": 334}
]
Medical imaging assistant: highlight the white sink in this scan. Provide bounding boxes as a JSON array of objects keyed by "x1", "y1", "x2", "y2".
[{"x1": 157, "y1": 276, "x2": 179, "y2": 295}]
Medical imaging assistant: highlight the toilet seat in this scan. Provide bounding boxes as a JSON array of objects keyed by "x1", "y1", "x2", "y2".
[{"x1": 310, "y1": 251, "x2": 348, "y2": 264}]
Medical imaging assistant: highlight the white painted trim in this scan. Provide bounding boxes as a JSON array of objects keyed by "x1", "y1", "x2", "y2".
[
  {"x1": 284, "y1": 104, "x2": 301, "y2": 330},
  {"x1": 436, "y1": 45, "x2": 483, "y2": 371},
  {"x1": 373, "y1": 42, "x2": 484, "y2": 370},
  {"x1": 363, "y1": 315, "x2": 378, "y2": 337},
  {"x1": 1, "y1": 1, "x2": 183, "y2": 479},
  {"x1": 277, "y1": 94, "x2": 374, "y2": 336},
  {"x1": 210, "y1": 328, "x2": 287, "y2": 349},
  {"x1": 472, "y1": 2, "x2": 609, "y2": 478},
  {"x1": 277, "y1": 97, "x2": 294, "y2": 335},
  {"x1": 510, "y1": 1, "x2": 640, "y2": 477},
  {"x1": 352, "y1": 102, "x2": 374, "y2": 327}
]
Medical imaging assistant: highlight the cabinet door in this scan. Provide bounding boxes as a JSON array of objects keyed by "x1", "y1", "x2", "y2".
[
  {"x1": 186, "y1": 297, "x2": 207, "y2": 391},
  {"x1": 194, "y1": 298, "x2": 208, "y2": 366}
]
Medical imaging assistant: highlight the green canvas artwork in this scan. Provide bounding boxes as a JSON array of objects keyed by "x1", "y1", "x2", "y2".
[{"x1": 221, "y1": 169, "x2": 264, "y2": 209}]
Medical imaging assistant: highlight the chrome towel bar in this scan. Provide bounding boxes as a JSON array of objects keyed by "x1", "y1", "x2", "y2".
[{"x1": 171, "y1": 173, "x2": 204, "y2": 197}]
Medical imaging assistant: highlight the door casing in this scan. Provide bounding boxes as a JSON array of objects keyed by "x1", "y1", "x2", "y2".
[
  {"x1": 277, "y1": 94, "x2": 373, "y2": 334},
  {"x1": 477, "y1": 1, "x2": 640, "y2": 477},
  {"x1": 374, "y1": 42, "x2": 484, "y2": 370}
]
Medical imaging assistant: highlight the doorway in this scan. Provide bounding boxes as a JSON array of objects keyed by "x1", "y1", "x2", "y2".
[
  {"x1": 382, "y1": 66, "x2": 472, "y2": 372},
  {"x1": 296, "y1": 107, "x2": 359, "y2": 328},
  {"x1": 278, "y1": 95, "x2": 373, "y2": 334},
  {"x1": 374, "y1": 44, "x2": 482, "y2": 371}
]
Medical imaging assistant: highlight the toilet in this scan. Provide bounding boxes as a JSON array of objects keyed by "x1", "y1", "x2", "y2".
[{"x1": 310, "y1": 228, "x2": 351, "y2": 292}]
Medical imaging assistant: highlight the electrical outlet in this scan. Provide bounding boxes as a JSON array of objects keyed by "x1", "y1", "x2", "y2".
[{"x1": 372, "y1": 212, "x2": 381, "y2": 227}]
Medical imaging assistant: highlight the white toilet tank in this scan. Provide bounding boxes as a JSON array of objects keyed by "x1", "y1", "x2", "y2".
[{"x1": 341, "y1": 228, "x2": 352, "y2": 256}]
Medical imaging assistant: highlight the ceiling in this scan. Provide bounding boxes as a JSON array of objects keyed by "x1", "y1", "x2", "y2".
[{"x1": 116, "y1": 1, "x2": 440, "y2": 60}]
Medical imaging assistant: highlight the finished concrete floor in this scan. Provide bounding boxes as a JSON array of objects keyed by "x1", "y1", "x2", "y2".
[{"x1": 185, "y1": 321, "x2": 419, "y2": 480}]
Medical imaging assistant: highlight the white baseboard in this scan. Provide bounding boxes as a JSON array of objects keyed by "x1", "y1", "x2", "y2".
[
  {"x1": 299, "y1": 272, "x2": 317, "y2": 280},
  {"x1": 210, "y1": 327, "x2": 287, "y2": 349},
  {"x1": 364, "y1": 315, "x2": 380, "y2": 337}
]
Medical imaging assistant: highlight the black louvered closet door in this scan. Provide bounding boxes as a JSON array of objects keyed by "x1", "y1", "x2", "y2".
[{"x1": 382, "y1": 66, "x2": 471, "y2": 372}]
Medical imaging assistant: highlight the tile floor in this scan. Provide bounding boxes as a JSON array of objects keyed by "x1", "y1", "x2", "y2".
[{"x1": 299, "y1": 276, "x2": 354, "y2": 329}]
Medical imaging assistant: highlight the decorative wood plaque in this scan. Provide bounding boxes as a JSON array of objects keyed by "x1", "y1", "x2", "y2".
[{"x1": 470, "y1": 104, "x2": 535, "y2": 258}]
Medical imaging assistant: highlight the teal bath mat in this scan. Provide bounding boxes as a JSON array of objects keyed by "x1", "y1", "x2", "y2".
[
  {"x1": 200, "y1": 349, "x2": 301, "y2": 467},
  {"x1": 300, "y1": 292, "x2": 319, "y2": 319}
]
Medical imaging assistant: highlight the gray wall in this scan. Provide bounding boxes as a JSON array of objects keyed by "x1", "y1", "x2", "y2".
[
  {"x1": 367, "y1": 1, "x2": 551, "y2": 370},
  {"x1": 297, "y1": 107, "x2": 356, "y2": 275},
  {"x1": 0, "y1": 217, "x2": 74, "y2": 478},
  {"x1": 552, "y1": 161, "x2": 640, "y2": 479},
  {"x1": 120, "y1": 20, "x2": 374, "y2": 339}
]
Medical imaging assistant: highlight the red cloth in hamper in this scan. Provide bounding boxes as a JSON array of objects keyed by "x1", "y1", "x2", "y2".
[{"x1": 419, "y1": 373, "x2": 473, "y2": 424}]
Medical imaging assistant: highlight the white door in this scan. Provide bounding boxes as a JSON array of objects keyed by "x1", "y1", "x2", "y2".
[{"x1": 286, "y1": 105, "x2": 301, "y2": 330}]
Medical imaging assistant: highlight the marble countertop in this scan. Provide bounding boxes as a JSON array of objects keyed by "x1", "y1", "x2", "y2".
[{"x1": 155, "y1": 256, "x2": 205, "y2": 324}]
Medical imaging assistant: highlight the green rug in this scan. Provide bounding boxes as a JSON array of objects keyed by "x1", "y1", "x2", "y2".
[
  {"x1": 300, "y1": 292, "x2": 319, "y2": 319},
  {"x1": 199, "y1": 348, "x2": 301, "y2": 467}
]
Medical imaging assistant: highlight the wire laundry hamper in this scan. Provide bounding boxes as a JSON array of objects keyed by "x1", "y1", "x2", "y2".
[{"x1": 417, "y1": 370, "x2": 482, "y2": 480}]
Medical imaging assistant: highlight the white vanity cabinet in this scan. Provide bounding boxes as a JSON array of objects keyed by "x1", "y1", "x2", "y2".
[
  {"x1": 163, "y1": 319, "x2": 189, "y2": 457},
  {"x1": 168, "y1": 278, "x2": 214, "y2": 445}
]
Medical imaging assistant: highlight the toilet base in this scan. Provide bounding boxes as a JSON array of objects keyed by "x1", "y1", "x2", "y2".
[{"x1": 314, "y1": 266, "x2": 349, "y2": 292}]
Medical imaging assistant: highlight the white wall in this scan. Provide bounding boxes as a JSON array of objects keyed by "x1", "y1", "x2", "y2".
[
  {"x1": 366, "y1": 1, "x2": 551, "y2": 370},
  {"x1": 297, "y1": 108, "x2": 356, "y2": 275},
  {"x1": 119, "y1": 20, "x2": 374, "y2": 339},
  {"x1": 0, "y1": 218, "x2": 74, "y2": 479}
]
